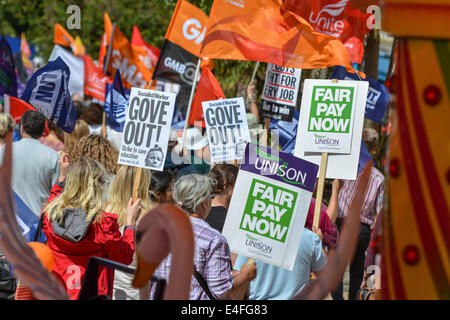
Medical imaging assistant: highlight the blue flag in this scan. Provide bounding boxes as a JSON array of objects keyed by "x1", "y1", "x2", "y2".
[
  {"x1": 0, "y1": 36, "x2": 18, "y2": 103},
  {"x1": 330, "y1": 66, "x2": 390, "y2": 123},
  {"x1": 14, "y1": 191, "x2": 46, "y2": 243},
  {"x1": 21, "y1": 56, "x2": 77, "y2": 133},
  {"x1": 358, "y1": 139, "x2": 375, "y2": 174},
  {"x1": 269, "y1": 109, "x2": 299, "y2": 154},
  {"x1": 104, "y1": 71, "x2": 130, "y2": 132}
]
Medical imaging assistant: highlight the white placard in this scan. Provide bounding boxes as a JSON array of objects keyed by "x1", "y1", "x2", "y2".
[
  {"x1": 294, "y1": 79, "x2": 369, "y2": 180},
  {"x1": 202, "y1": 97, "x2": 251, "y2": 163},
  {"x1": 118, "y1": 88, "x2": 176, "y2": 171}
]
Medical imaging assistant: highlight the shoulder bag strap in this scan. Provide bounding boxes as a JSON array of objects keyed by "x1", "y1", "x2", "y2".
[{"x1": 193, "y1": 267, "x2": 217, "y2": 300}]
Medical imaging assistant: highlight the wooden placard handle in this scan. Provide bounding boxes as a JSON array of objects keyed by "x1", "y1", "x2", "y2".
[{"x1": 132, "y1": 167, "x2": 143, "y2": 202}]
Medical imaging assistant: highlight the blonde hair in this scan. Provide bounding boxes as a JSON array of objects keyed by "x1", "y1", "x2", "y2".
[
  {"x1": 72, "y1": 134, "x2": 119, "y2": 175},
  {"x1": 45, "y1": 158, "x2": 108, "y2": 224},
  {"x1": 64, "y1": 119, "x2": 89, "y2": 159},
  {"x1": 106, "y1": 165, "x2": 152, "y2": 226},
  {"x1": 0, "y1": 113, "x2": 15, "y2": 139}
]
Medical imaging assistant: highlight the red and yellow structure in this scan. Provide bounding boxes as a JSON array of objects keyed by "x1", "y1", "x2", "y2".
[{"x1": 381, "y1": 0, "x2": 449, "y2": 299}]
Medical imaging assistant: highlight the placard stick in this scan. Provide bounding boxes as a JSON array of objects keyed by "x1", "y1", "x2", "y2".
[
  {"x1": 179, "y1": 59, "x2": 202, "y2": 154},
  {"x1": 132, "y1": 167, "x2": 143, "y2": 202},
  {"x1": 312, "y1": 78, "x2": 338, "y2": 230}
]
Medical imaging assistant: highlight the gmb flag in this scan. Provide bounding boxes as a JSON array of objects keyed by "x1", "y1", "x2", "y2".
[
  {"x1": 104, "y1": 70, "x2": 130, "y2": 132},
  {"x1": 21, "y1": 57, "x2": 77, "y2": 133},
  {"x1": 330, "y1": 65, "x2": 390, "y2": 123}
]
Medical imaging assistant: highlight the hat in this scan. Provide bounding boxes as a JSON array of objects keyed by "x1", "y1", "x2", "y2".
[
  {"x1": 246, "y1": 113, "x2": 264, "y2": 137},
  {"x1": 177, "y1": 127, "x2": 208, "y2": 151}
]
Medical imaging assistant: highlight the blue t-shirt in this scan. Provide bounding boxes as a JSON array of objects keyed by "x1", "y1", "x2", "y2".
[{"x1": 234, "y1": 229, "x2": 326, "y2": 300}]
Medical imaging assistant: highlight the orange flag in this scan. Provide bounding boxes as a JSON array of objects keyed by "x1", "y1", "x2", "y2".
[
  {"x1": 106, "y1": 24, "x2": 153, "y2": 89},
  {"x1": 83, "y1": 54, "x2": 112, "y2": 101},
  {"x1": 131, "y1": 25, "x2": 160, "y2": 69},
  {"x1": 98, "y1": 13, "x2": 113, "y2": 71},
  {"x1": 200, "y1": 0, "x2": 363, "y2": 76},
  {"x1": 53, "y1": 23, "x2": 85, "y2": 57},
  {"x1": 188, "y1": 66, "x2": 225, "y2": 128},
  {"x1": 166, "y1": 0, "x2": 209, "y2": 57}
]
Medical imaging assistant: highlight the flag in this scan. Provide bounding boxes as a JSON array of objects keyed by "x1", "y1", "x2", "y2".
[
  {"x1": 106, "y1": 24, "x2": 153, "y2": 89},
  {"x1": 84, "y1": 54, "x2": 112, "y2": 101},
  {"x1": 21, "y1": 57, "x2": 77, "y2": 133},
  {"x1": 14, "y1": 191, "x2": 46, "y2": 242},
  {"x1": 282, "y1": 0, "x2": 371, "y2": 64},
  {"x1": 200, "y1": 0, "x2": 360, "y2": 75},
  {"x1": 53, "y1": 23, "x2": 85, "y2": 57},
  {"x1": 49, "y1": 45, "x2": 85, "y2": 98},
  {"x1": 131, "y1": 25, "x2": 160, "y2": 69},
  {"x1": 98, "y1": 13, "x2": 113, "y2": 72},
  {"x1": 4, "y1": 95, "x2": 36, "y2": 124},
  {"x1": 330, "y1": 65, "x2": 390, "y2": 123},
  {"x1": 104, "y1": 70, "x2": 130, "y2": 132},
  {"x1": 188, "y1": 66, "x2": 225, "y2": 127},
  {"x1": 21, "y1": 33, "x2": 33, "y2": 71},
  {"x1": 0, "y1": 36, "x2": 18, "y2": 104}
]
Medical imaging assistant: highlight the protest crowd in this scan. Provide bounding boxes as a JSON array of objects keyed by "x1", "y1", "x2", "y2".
[{"x1": 0, "y1": 0, "x2": 447, "y2": 303}]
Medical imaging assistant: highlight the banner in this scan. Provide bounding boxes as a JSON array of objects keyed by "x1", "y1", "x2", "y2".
[
  {"x1": 131, "y1": 25, "x2": 160, "y2": 69},
  {"x1": 0, "y1": 36, "x2": 18, "y2": 104},
  {"x1": 282, "y1": 0, "x2": 372, "y2": 64},
  {"x1": 202, "y1": 97, "x2": 250, "y2": 163},
  {"x1": 200, "y1": 0, "x2": 359, "y2": 75},
  {"x1": 331, "y1": 65, "x2": 390, "y2": 123},
  {"x1": 21, "y1": 57, "x2": 77, "y2": 133},
  {"x1": 106, "y1": 24, "x2": 153, "y2": 89},
  {"x1": 118, "y1": 88, "x2": 176, "y2": 171},
  {"x1": 188, "y1": 66, "x2": 225, "y2": 127},
  {"x1": 104, "y1": 70, "x2": 130, "y2": 132},
  {"x1": 83, "y1": 54, "x2": 111, "y2": 101},
  {"x1": 49, "y1": 45, "x2": 85, "y2": 98},
  {"x1": 261, "y1": 64, "x2": 302, "y2": 121},
  {"x1": 53, "y1": 23, "x2": 85, "y2": 57},
  {"x1": 294, "y1": 79, "x2": 368, "y2": 179},
  {"x1": 222, "y1": 143, "x2": 319, "y2": 270},
  {"x1": 165, "y1": 0, "x2": 209, "y2": 57}
]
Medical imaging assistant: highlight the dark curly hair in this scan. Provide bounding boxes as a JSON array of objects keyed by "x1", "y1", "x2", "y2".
[{"x1": 208, "y1": 164, "x2": 239, "y2": 195}]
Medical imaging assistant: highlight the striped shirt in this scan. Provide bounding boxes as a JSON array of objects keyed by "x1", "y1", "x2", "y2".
[
  {"x1": 150, "y1": 216, "x2": 234, "y2": 300},
  {"x1": 337, "y1": 166, "x2": 385, "y2": 226}
]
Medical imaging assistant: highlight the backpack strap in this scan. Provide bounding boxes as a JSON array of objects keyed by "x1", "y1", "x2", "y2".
[{"x1": 192, "y1": 267, "x2": 217, "y2": 300}]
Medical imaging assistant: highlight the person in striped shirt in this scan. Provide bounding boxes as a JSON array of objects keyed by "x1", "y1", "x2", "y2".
[{"x1": 331, "y1": 128, "x2": 385, "y2": 300}]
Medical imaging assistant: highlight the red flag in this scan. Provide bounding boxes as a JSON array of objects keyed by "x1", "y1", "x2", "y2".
[
  {"x1": 131, "y1": 25, "x2": 160, "y2": 69},
  {"x1": 83, "y1": 54, "x2": 112, "y2": 101},
  {"x1": 188, "y1": 66, "x2": 225, "y2": 128},
  {"x1": 4, "y1": 95, "x2": 49, "y2": 136},
  {"x1": 282, "y1": 0, "x2": 371, "y2": 64}
]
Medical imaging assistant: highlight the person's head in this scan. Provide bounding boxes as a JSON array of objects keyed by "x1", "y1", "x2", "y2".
[
  {"x1": 362, "y1": 128, "x2": 379, "y2": 153},
  {"x1": 208, "y1": 164, "x2": 238, "y2": 208},
  {"x1": 21, "y1": 110, "x2": 46, "y2": 139},
  {"x1": 106, "y1": 165, "x2": 152, "y2": 227},
  {"x1": 172, "y1": 174, "x2": 215, "y2": 219},
  {"x1": 45, "y1": 158, "x2": 108, "y2": 224},
  {"x1": 149, "y1": 170, "x2": 175, "y2": 204},
  {"x1": 64, "y1": 119, "x2": 90, "y2": 159},
  {"x1": 145, "y1": 146, "x2": 164, "y2": 169},
  {"x1": 0, "y1": 113, "x2": 15, "y2": 144},
  {"x1": 72, "y1": 134, "x2": 119, "y2": 175},
  {"x1": 46, "y1": 121, "x2": 65, "y2": 142},
  {"x1": 79, "y1": 102, "x2": 103, "y2": 126}
]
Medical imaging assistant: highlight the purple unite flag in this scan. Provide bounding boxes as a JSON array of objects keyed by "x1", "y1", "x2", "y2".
[{"x1": 0, "y1": 36, "x2": 18, "y2": 104}]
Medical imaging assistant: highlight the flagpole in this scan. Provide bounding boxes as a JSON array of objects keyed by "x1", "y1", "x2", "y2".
[
  {"x1": 179, "y1": 58, "x2": 202, "y2": 154},
  {"x1": 246, "y1": 61, "x2": 260, "y2": 105},
  {"x1": 102, "y1": 23, "x2": 116, "y2": 138}
]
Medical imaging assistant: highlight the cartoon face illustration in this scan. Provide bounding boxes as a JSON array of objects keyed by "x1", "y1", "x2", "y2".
[{"x1": 145, "y1": 147, "x2": 164, "y2": 168}]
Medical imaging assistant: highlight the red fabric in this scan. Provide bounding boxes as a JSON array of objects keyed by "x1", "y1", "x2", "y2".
[
  {"x1": 7, "y1": 96, "x2": 50, "y2": 137},
  {"x1": 188, "y1": 66, "x2": 225, "y2": 127},
  {"x1": 305, "y1": 198, "x2": 339, "y2": 248},
  {"x1": 131, "y1": 25, "x2": 160, "y2": 68},
  {"x1": 42, "y1": 183, "x2": 135, "y2": 300},
  {"x1": 83, "y1": 54, "x2": 112, "y2": 101}
]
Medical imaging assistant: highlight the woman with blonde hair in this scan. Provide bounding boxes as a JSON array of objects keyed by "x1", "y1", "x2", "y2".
[
  {"x1": 42, "y1": 154, "x2": 141, "y2": 299},
  {"x1": 0, "y1": 113, "x2": 14, "y2": 146}
]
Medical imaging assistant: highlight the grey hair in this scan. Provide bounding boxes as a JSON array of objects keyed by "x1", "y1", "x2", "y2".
[
  {"x1": 172, "y1": 174, "x2": 215, "y2": 213},
  {"x1": 362, "y1": 128, "x2": 379, "y2": 151}
]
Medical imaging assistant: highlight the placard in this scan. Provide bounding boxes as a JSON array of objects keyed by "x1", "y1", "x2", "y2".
[
  {"x1": 294, "y1": 79, "x2": 369, "y2": 180},
  {"x1": 222, "y1": 143, "x2": 319, "y2": 270},
  {"x1": 202, "y1": 97, "x2": 250, "y2": 163},
  {"x1": 118, "y1": 88, "x2": 176, "y2": 171},
  {"x1": 261, "y1": 64, "x2": 302, "y2": 121}
]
